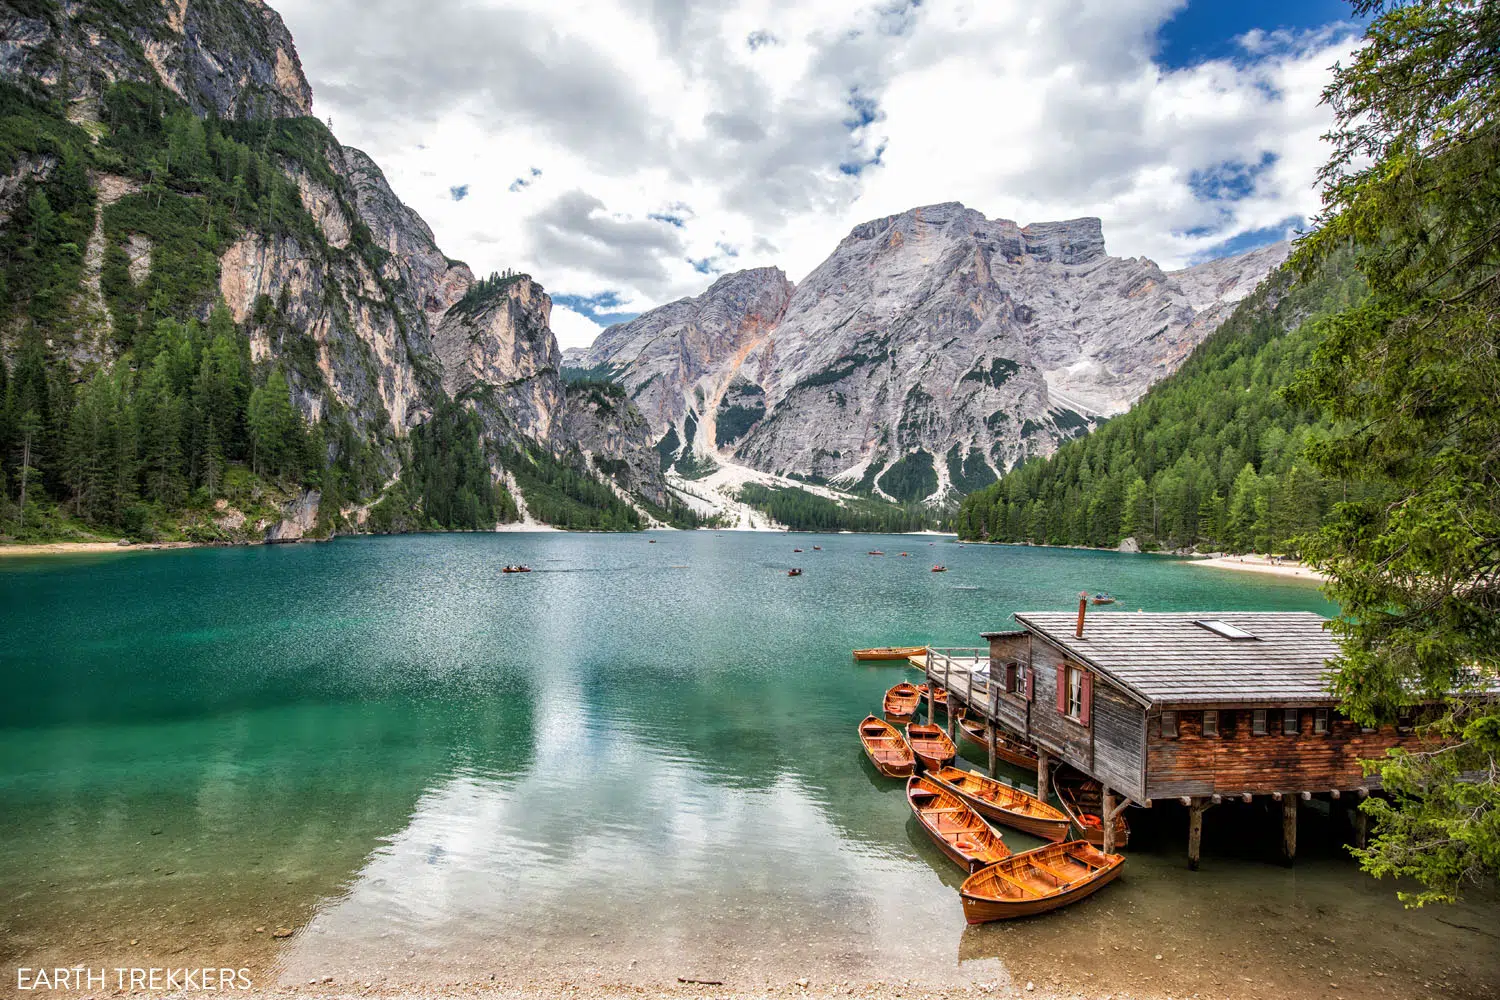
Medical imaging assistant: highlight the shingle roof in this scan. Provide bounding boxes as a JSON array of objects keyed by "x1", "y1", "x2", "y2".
[{"x1": 1011, "y1": 611, "x2": 1340, "y2": 707}]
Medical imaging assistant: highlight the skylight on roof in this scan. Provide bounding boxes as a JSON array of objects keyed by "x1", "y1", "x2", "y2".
[{"x1": 1195, "y1": 619, "x2": 1259, "y2": 640}]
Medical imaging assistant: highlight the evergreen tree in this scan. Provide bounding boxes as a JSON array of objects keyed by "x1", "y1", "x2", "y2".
[
  {"x1": 247, "y1": 368, "x2": 300, "y2": 481},
  {"x1": 16, "y1": 410, "x2": 40, "y2": 532},
  {"x1": 1289, "y1": 0, "x2": 1500, "y2": 905}
]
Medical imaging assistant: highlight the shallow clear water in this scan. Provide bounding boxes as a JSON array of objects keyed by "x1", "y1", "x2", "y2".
[{"x1": 1, "y1": 534, "x2": 1495, "y2": 997}]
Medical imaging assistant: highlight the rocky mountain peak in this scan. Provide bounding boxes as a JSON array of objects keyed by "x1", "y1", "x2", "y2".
[
  {"x1": 2, "y1": 0, "x2": 314, "y2": 119},
  {"x1": 840, "y1": 203, "x2": 1107, "y2": 266}
]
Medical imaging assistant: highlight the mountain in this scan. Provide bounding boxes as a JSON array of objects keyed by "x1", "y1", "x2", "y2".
[
  {"x1": 567, "y1": 204, "x2": 1289, "y2": 504},
  {"x1": 955, "y1": 253, "x2": 1369, "y2": 552},
  {"x1": 0, "y1": 0, "x2": 686, "y2": 542}
]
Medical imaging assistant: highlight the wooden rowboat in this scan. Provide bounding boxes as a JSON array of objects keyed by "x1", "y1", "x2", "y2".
[
  {"x1": 883, "y1": 682, "x2": 921, "y2": 722},
  {"x1": 904, "y1": 723, "x2": 957, "y2": 771},
  {"x1": 916, "y1": 683, "x2": 949, "y2": 707},
  {"x1": 959, "y1": 841, "x2": 1123, "y2": 922},
  {"x1": 926, "y1": 767, "x2": 1071, "y2": 842},
  {"x1": 854, "y1": 646, "x2": 926, "y2": 661},
  {"x1": 956, "y1": 710, "x2": 987, "y2": 746},
  {"x1": 906, "y1": 775, "x2": 1011, "y2": 873},
  {"x1": 955, "y1": 712, "x2": 1041, "y2": 770},
  {"x1": 1054, "y1": 771, "x2": 1129, "y2": 848},
  {"x1": 858, "y1": 716, "x2": 915, "y2": 778}
]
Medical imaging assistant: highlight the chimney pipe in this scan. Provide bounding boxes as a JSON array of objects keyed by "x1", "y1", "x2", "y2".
[{"x1": 1076, "y1": 592, "x2": 1089, "y2": 639}]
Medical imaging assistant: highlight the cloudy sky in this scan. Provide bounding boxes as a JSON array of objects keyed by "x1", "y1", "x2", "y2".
[{"x1": 266, "y1": 0, "x2": 1362, "y2": 350}]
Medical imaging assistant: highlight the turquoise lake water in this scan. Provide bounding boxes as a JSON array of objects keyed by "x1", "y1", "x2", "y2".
[{"x1": 1, "y1": 534, "x2": 1495, "y2": 998}]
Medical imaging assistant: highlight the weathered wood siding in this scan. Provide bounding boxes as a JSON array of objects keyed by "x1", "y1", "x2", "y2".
[
  {"x1": 986, "y1": 633, "x2": 1030, "y2": 734},
  {"x1": 1145, "y1": 708, "x2": 1420, "y2": 798},
  {"x1": 1025, "y1": 639, "x2": 1093, "y2": 772},
  {"x1": 1091, "y1": 683, "x2": 1146, "y2": 802}
]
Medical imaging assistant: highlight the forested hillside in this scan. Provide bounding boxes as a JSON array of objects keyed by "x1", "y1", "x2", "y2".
[
  {"x1": 0, "y1": 82, "x2": 391, "y2": 542},
  {"x1": 0, "y1": 8, "x2": 694, "y2": 544},
  {"x1": 955, "y1": 256, "x2": 1372, "y2": 553}
]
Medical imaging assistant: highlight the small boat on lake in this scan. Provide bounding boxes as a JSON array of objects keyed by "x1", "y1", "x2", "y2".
[
  {"x1": 854, "y1": 646, "x2": 926, "y2": 661},
  {"x1": 813, "y1": 546, "x2": 822, "y2": 551},
  {"x1": 916, "y1": 682, "x2": 949, "y2": 707},
  {"x1": 955, "y1": 714, "x2": 1040, "y2": 770},
  {"x1": 883, "y1": 682, "x2": 922, "y2": 722},
  {"x1": 1054, "y1": 771, "x2": 1129, "y2": 848},
  {"x1": 907, "y1": 775, "x2": 1010, "y2": 873},
  {"x1": 868, "y1": 550, "x2": 885, "y2": 556},
  {"x1": 793, "y1": 548, "x2": 804, "y2": 553},
  {"x1": 1091, "y1": 592, "x2": 1116, "y2": 605},
  {"x1": 958, "y1": 841, "x2": 1124, "y2": 922},
  {"x1": 859, "y1": 716, "x2": 915, "y2": 777},
  {"x1": 788, "y1": 568, "x2": 803, "y2": 577},
  {"x1": 905, "y1": 722, "x2": 957, "y2": 771},
  {"x1": 932, "y1": 565, "x2": 948, "y2": 573},
  {"x1": 956, "y1": 710, "x2": 987, "y2": 746},
  {"x1": 926, "y1": 767, "x2": 1070, "y2": 841},
  {"x1": 501, "y1": 565, "x2": 532, "y2": 574}
]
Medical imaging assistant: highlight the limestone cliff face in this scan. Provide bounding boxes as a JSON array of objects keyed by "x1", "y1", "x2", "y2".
[
  {"x1": 570, "y1": 203, "x2": 1289, "y2": 501},
  {"x1": 216, "y1": 136, "x2": 445, "y2": 441},
  {"x1": 561, "y1": 383, "x2": 671, "y2": 508},
  {"x1": 568, "y1": 267, "x2": 793, "y2": 447},
  {"x1": 433, "y1": 278, "x2": 564, "y2": 445},
  {"x1": 2, "y1": 0, "x2": 313, "y2": 119}
]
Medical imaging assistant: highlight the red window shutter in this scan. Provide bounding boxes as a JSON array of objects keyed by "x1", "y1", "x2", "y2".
[
  {"x1": 1024, "y1": 667, "x2": 1034, "y2": 702},
  {"x1": 1080, "y1": 673, "x2": 1093, "y2": 727},
  {"x1": 1056, "y1": 665, "x2": 1068, "y2": 714},
  {"x1": 1005, "y1": 662, "x2": 1017, "y2": 692}
]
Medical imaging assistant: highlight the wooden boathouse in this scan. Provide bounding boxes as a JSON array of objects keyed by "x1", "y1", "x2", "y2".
[{"x1": 922, "y1": 607, "x2": 1428, "y2": 868}]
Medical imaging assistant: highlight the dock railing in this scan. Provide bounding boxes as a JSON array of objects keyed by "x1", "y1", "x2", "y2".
[{"x1": 925, "y1": 647, "x2": 991, "y2": 727}]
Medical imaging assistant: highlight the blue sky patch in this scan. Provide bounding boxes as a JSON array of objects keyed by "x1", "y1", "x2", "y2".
[
  {"x1": 1156, "y1": 0, "x2": 1360, "y2": 69},
  {"x1": 553, "y1": 291, "x2": 640, "y2": 328},
  {"x1": 449, "y1": 184, "x2": 469, "y2": 201},
  {"x1": 839, "y1": 140, "x2": 887, "y2": 177},
  {"x1": 649, "y1": 212, "x2": 686, "y2": 228},
  {"x1": 1189, "y1": 152, "x2": 1277, "y2": 203},
  {"x1": 1188, "y1": 217, "x2": 1302, "y2": 263},
  {"x1": 844, "y1": 89, "x2": 880, "y2": 131},
  {"x1": 746, "y1": 30, "x2": 777, "y2": 50}
]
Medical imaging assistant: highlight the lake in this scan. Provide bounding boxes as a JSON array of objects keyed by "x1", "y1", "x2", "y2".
[{"x1": 1, "y1": 533, "x2": 1495, "y2": 999}]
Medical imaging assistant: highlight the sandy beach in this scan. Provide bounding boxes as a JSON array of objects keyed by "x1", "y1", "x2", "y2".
[
  {"x1": 1189, "y1": 554, "x2": 1329, "y2": 582},
  {"x1": 0, "y1": 541, "x2": 196, "y2": 557}
]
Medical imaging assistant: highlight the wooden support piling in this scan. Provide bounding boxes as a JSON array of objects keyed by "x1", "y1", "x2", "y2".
[
  {"x1": 1353, "y1": 806, "x2": 1369, "y2": 850},
  {"x1": 1282, "y1": 795, "x2": 1298, "y2": 863},
  {"x1": 986, "y1": 677, "x2": 999, "y2": 778},
  {"x1": 942, "y1": 656, "x2": 954, "y2": 737},
  {"x1": 1035, "y1": 748, "x2": 1051, "y2": 803},
  {"x1": 1188, "y1": 798, "x2": 1209, "y2": 871},
  {"x1": 1102, "y1": 787, "x2": 1116, "y2": 854}
]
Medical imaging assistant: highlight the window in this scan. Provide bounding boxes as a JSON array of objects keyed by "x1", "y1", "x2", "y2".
[
  {"x1": 1005, "y1": 661, "x2": 1027, "y2": 696},
  {"x1": 1161, "y1": 710, "x2": 1178, "y2": 738},
  {"x1": 1066, "y1": 667, "x2": 1084, "y2": 719},
  {"x1": 1397, "y1": 711, "x2": 1416, "y2": 734},
  {"x1": 1194, "y1": 619, "x2": 1259, "y2": 640},
  {"x1": 1252, "y1": 709, "x2": 1268, "y2": 736},
  {"x1": 1283, "y1": 708, "x2": 1299, "y2": 735},
  {"x1": 1202, "y1": 710, "x2": 1219, "y2": 738},
  {"x1": 1314, "y1": 709, "x2": 1329, "y2": 735}
]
